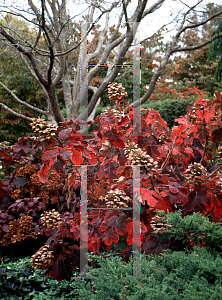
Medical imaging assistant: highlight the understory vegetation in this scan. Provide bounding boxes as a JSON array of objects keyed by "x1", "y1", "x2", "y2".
[{"x1": 1, "y1": 83, "x2": 222, "y2": 298}]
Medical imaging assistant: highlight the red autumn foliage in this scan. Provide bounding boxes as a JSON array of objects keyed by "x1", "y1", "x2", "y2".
[{"x1": 1, "y1": 88, "x2": 222, "y2": 282}]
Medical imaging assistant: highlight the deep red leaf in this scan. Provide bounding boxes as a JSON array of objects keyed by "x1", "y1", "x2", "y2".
[
  {"x1": 141, "y1": 236, "x2": 170, "y2": 256},
  {"x1": 140, "y1": 188, "x2": 160, "y2": 206},
  {"x1": 42, "y1": 150, "x2": 59, "y2": 162},
  {"x1": 52, "y1": 155, "x2": 67, "y2": 174},
  {"x1": 13, "y1": 142, "x2": 31, "y2": 154},
  {"x1": 185, "y1": 190, "x2": 210, "y2": 213},
  {"x1": 70, "y1": 148, "x2": 83, "y2": 165},
  {"x1": 102, "y1": 228, "x2": 119, "y2": 246},
  {"x1": 103, "y1": 128, "x2": 125, "y2": 148}
]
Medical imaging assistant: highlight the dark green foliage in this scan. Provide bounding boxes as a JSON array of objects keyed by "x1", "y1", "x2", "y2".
[
  {"x1": 75, "y1": 248, "x2": 222, "y2": 299},
  {"x1": 2, "y1": 248, "x2": 222, "y2": 300},
  {"x1": 0, "y1": 257, "x2": 80, "y2": 299},
  {"x1": 2, "y1": 210, "x2": 222, "y2": 300},
  {"x1": 159, "y1": 210, "x2": 222, "y2": 253},
  {"x1": 142, "y1": 97, "x2": 197, "y2": 128},
  {"x1": 208, "y1": 23, "x2": 222, "y2": 82}
]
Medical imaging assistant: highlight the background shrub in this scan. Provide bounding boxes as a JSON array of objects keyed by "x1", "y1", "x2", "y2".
[{"x1": 94, "y1": 97, "x2": 198, "y2": 129}]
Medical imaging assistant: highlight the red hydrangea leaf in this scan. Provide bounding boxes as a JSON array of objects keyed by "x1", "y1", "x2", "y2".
[
  {"x1": 141, "y1": 236, "x2": 170, "y2": 256},
  {"x1": 68, "y1": 174, "x2": 76, "y2": 187},
  {"x1": 100, "y1": 215, "x2": 118, "y2": 232},
  {"x1": 204, "y1": 107, "x2": 215, "y2": 123},
  {"x1": 52, "y1": 155, "x2": 67, "y2": 174},
  {"x1": 114, "y1": 216, "x2": 127, "y2": 236},
  {"x1": 37, "y1": 202, "x2": 46, "y2": 211},
  {"x1": 12, "y1": 176, "x2": 27, "y2": 187},
  {"x1": 126, "y1": 221, "x2": 133, "y2": 246},
  {"x1": 38, "y1": 159, "x2": 53, "y2": 183},
  {"x1": 58, "y1": 128, "x2": 73, "y2": 141},
  {"x1": 140, "y1": 188, "x2": 160, "y2": 206},
  {"x1": 59, "y1": 149, "x2": 71, "y2": 161},
  {"x1": 70, "y1": 225, "x2": 80, "y2": 240},
  {"x1": 185, "y1": 190, "x2": 210, "y2": 213},
  {"x1": 144, "y1": 110, "x2": 167, "y2": 127},
  {"x1": 88, "y1": 233, "x2": 101, "y2": 254},
  {"x1": 42, "y1": 150, "x2": 59, "y2": 162},
  {"x1": 208, "y1": 193, "x2": 222, "y2": 218},
  {"x1": 153, "y1": 197, "x2": 174, "y2": 213},
  {"x1": 13, "y1": 142, "x2": 31, "y2": 154},
  {"x1": 169, "y1": 185, "x2": 178, "y2": 194},
  {"x1": 70, "y1": 148, "x2": 83, "y2": 165},
  {"x1": 0, "y1": 212, "x2": 8, "y2": 219},
  {"x1": 102, "y1": 227, "x2": 119, "y2": 246},
  {"x1": 103, "y1": 128, "x2": 125, "y2": 148},
  {"x1": 121, "y1": 247, "x2": 132, "y2": 263},
  {"x1": 174, "y1": 116, "x2": 189, "y2": 128}
]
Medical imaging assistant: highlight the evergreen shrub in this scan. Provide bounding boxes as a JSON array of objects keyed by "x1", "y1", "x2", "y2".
[
  {"x1": 142, "y1": 97, "x2": 197, "y2": 128},
  {"x1": 94, "y1": 97, "x2": 197, "y2": 128},
  {"x1": 2, "y1": 244, "x2": 222, "y2": 300}
]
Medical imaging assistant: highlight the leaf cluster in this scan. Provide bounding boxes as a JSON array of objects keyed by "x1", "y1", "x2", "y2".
[{"x1": 1, "y1": 88, "x2": 222, "y2": 282}]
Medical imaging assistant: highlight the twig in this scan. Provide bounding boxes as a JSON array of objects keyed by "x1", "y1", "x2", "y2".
[
  {"x1": 160, "y1": 137, "x2": 177, "y2": 172},
  {"x1": 206, "y1": 163, "x2": 222, "y2": 179},
  {"x1": 199, "y1": 138, "x2": 207, "y2": 165}
]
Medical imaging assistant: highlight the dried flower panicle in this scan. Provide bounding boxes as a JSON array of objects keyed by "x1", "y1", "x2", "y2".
[
  {"x1": 0, "y1": 214, "x2": 37, "y2": 247},
  {"x1": 30, "y1": 245, "x2": 53, "y2": 270},
  {"x1": 102, "y1": 107, "x2": 125, "y2": 120},
  {"x1": 15, "y1": 163, "x2": 61, "y2": 205},
  {"x1": 30, "y1": 117, "x2": 58, "y2": 139},
  {"x1": 107, "y1": 82, "x2": 128, "y2": 101},
  {"x1": 103, "y1": 188, "x2": 132, "y2": 208},
  {"x1": 150, "y1": 215, "x2": 172, "y2": 234},
  {"x1": 124, "y1": 143, "x2": 158, "y2": 174},
  {"x1": 185, "y1": 162, "x2": 207, "y2": 184},
  {"x1": 17, "y1": 162, "x2": 37, "y2": 177},
  {"x1": 41, "y1": 209, "x2": 62, "y2": 229}
]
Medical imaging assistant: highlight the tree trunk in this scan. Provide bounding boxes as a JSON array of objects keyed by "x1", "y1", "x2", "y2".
[
  {"x1": 62, "y1": 71, "x2": 72, "y2": 118},
  {"x1": 46, "y1": 84, "x2": 65, "y2": 123}
]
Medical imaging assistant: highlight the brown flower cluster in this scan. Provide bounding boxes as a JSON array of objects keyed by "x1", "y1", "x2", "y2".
[
  {"x1": 185, "y1": 162, "x2": 207, "y2": 184},
  {"x1": 103, "y1": 188, "x2": 132, "y2": 208},
  {"x1": 107, "y1": 82, "x2": 128, "y2": 101},
  {"x1": 41, "y1": 209, "x2": 62, "y2": 229},
  {"x1": 150, "y1": 215, "x2": 172, "y2": 234},
  {"x1": 30, "y1": 117, "x2": 58, "y2": 139},
  {"x1": 11, "y1": 188, "x2": 24, "y2": 200},
  {"x1": 16, "y1": 162, "x2": 37, "y2": 177},
  {"x1": 30, "y1": 245, "x2": 53, "y2": 270},
  {"x1": 124, "y1": 143, "x2": 158, "y2": 175},
  {"x1": 0, "y1": 214, "x2": 37, "y2": 246},
  {"x1": 102, "y1": 107, "x2": 125, "y2": 119},
  {"x1": 14, "y1": 163, "x2": 62, "y2": 205}
]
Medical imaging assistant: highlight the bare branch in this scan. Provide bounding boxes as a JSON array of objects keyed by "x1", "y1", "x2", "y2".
[
  {"x1": 122, "y1": 0, "x2": 130, "y2": 32},
  {"x1": 173, "y1": 32, "x2": 222, "y2": 52},
  {"x1": 54, "y1": 3, "x2": 119, "y2": 57},
  {"x1": 175, "y1": 5, "x2": 222, "y2": 38},
  {"x1": 78, "y1": 0, "x2": 149, "y2": 120},
  {"x1": 0, "y1": 81, "x2": 48, "y2": 115},
  {"x1": 0, "y1": 103, "x2": 33, "y2": 122}
]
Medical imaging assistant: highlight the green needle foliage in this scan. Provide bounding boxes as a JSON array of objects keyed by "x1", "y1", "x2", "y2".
[{"x1": 2, "y1": 210, "x2": 222, "y2": 300}]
